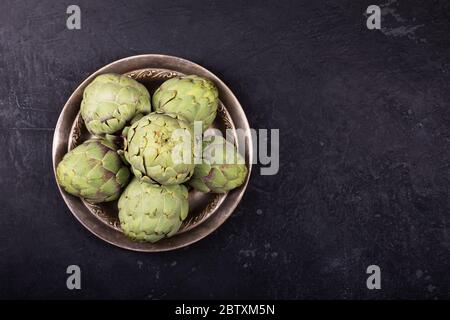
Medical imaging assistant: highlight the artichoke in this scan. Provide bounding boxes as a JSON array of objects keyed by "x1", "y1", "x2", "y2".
[
  {"x1": 189, "y1": 135, "x2": 247, "y2": 193},
  {"x1": 56, "y1": 139, "x2": 130, "y2": 203},
  {"x1": 118, "y1": 178, "x2": 188, "y2": 242},
  {"x1": 123, "y1": 112, "x2": 195, "y2": 185},
  {"x1": 81, "y1": 73, "x2": 151, "y2": 135},
  {"x1": 152, "y1": 75, "x2": 218, "y2": 131}
]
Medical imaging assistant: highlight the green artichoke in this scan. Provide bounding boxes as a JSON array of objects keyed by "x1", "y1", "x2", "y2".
[
  {"x1": 118, "y1": 178, "x2": 188, "y2": 242},
  {"x1": 189, "y1": 135, "x2": 247, "y2": 193},
  {"x1": 152, "y1": 75, "x2": 218, "y2": 131},
  {"x1": 56, "y1": 139, "x2": 130, "y2": 203},
  {"x1": 123, "y1": 112, "x2": 195, "y2": 185},
  {"x1": 81, "y1": 73, "x2": 151, "y2": 135}
]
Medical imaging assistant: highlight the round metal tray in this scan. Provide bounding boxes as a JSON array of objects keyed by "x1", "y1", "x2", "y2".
[{"x1": 52, "y1": 54, "x2": 252, "y2": 252}]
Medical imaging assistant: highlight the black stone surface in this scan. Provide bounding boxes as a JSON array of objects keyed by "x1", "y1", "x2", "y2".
[{"x1": 0, "y1": 0, "x2": 449, "y2": 299}]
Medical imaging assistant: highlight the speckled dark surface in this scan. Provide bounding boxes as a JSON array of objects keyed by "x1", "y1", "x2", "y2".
[{"x1": 0, "y1": 0, "x2": 449, "y2": 299}]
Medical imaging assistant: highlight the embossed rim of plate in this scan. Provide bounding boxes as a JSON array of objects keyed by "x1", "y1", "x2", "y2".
[{"x1": 52, "y1": 54, "x2": 253, "y2": 252}]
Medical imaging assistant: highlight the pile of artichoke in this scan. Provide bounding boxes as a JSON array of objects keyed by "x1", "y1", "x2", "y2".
[{"x1": 56, "y1": 73, "x2": 248, "y2": 243}]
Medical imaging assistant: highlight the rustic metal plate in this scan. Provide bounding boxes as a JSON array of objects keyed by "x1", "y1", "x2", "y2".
[{"x1": 52, "y1": 54, "x2": 252, "y2": 252}]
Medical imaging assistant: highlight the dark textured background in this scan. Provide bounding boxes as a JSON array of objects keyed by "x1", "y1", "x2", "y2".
[{"x1": 0, "y1": 0, "x2": 449, "y2": 299}]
